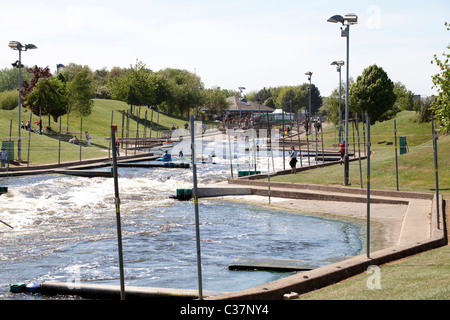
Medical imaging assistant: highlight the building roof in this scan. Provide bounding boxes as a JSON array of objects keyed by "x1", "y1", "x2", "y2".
[{"x1": 226, "y1": 96, "x2": 275, "y2": 113}]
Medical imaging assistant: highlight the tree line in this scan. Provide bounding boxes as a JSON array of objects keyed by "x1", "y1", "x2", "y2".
[
  {"x1": 1, "y1": 20, "x2": 448, "y2": 134},
  {"x1": 0, "y1": 60, "x2": 233, "y2": 123},
  {"x1": 244, "y1": 22, "x2": 450, "y2": 132},
  {"x1": 0, "y1": 61, "x2": 437, "y2": 128}
]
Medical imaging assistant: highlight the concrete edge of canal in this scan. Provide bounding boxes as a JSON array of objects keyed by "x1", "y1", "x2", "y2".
[
  {"x1": 203, "y1": 181, "x2": 447, "y2": 300},
  {"x1": 3, "y1": 155, "x2": 447, "y2": 300},
  {"x1": 36, "y1": 183, "x2": 445, "y2": 300}
]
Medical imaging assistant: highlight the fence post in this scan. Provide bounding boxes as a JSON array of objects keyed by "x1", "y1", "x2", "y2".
[
  {"x1": 79, "y1": 117, "x2": 82, "y2": 162},
  {"x1": 394, "y1": 119, "x2": 399, "y2": 191},
  {"x1": 27, "y1": 113, "x2": 32, "y2": 167},
  {"x1": 58, "y1": 117, "x2": 61, "y2": 165},
  {"x1": 432, "y1": 117, "x2": 440, "y2": 229},
  {"x1": 366, "y1": 112, "x2": 371, "y2": 259}
]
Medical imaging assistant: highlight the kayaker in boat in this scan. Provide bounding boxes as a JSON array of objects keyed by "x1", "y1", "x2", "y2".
[{"x1": 162, "y1": 150, "x2": 171, "y2": 161}]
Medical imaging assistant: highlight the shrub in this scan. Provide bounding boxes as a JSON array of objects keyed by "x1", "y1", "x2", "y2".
[{"x1": 0, "y1": 90, "x2": 18, "y2": 110}]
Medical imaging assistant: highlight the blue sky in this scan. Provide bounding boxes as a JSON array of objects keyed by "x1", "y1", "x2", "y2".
[{"x1": 1, "y1": 0, "x2": 448, "y2": 97}]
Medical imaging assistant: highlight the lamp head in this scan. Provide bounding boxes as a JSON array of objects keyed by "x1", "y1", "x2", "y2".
[
  {"x1": 305, "y1": 72, "x2": 312, "y2": 81},
  {"x1": 344, "y1": 13, "x2": 358, "y2": 24},
  {"x1": 327, "y1": 15, "x2": 344, "y2": 24},
  {"x1": 8, "y1": 41, "x2": 23, "y2": 50},
  {"x1": 328, "y1": 13, "x2": 357, "y2": 25},
  {"x1": 8, "y1": 41, "x2": 37, "y2": 51},
  {"x1": 25, "y1": 44, "x2": 37, "y2": 50}
]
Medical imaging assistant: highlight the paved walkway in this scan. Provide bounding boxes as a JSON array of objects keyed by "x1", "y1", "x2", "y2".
[
  {"x1": 197, "y1": 180, "x2": 434, "y2": 250},
  {"x1": 196, "y1": 179, "x2": 445, "y2": 300}
]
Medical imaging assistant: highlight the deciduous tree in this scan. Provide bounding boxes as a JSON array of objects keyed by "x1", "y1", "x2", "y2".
[
  {"x1": 349, "y1": 64, "x2": 396, "y2": 124},
  {"x1": 431, "y1": 22, "x2": 450, "y2": 132},
  {"x1": 26, "y1": 77, "x2": 67, "y2": 122},
  {"x1": 67, "y1": 69, "x2": 94, "y2": 117},
  {"x1": 201, "y1": 87, "x2": 230, "y2": 119}
]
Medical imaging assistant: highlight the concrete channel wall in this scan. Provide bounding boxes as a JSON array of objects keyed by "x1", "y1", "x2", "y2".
[
  {"x1": 203, "y1": 181, "x2": 447, "y2": 300},
  {"x1": 37, "y1": 183, "x2": 446, "y2": 300},
  {"x1": 4, "y1": 154, "x2": 447, "y2": 300}
]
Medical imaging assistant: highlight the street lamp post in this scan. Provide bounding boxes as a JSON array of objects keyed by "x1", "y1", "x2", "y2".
[
  {"x1": 8, "y1": 41, "x2": 38, "y2": 161},
  {"x1": 305, "y1": 72, "x2": 312, "y2": 134},
  {"x1": 56, "y1": 63, "x2": 65, "y2": 75},
  {"x1": 327, "y1": 13, "x2": 357, "y2": 186},
  {"x1": 238, "y1": 86, "x2": 245, "y2": 126},
  {"x1": 331, "y1": 60, "x2": 344, "y2": 143},
  {"x1": 258, "y1": 95, "x2": 261, "y2": 117}
]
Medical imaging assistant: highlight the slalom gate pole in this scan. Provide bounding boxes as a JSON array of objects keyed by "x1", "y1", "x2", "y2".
[
  {"x1": 190, "y1": 116, "x2": 203, "y2": 300},
  {"x1": 366, "y1": 113, "x2": 371, "y2": 259},
  {"x1": 111, "y1": 126, "x2": 126, "y2": 300}
]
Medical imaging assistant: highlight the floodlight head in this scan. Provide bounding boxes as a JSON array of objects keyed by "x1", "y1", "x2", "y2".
[
  {"x1": 9, "y1": 41, "x2": 37, "y2": 51},
  {"x1": 24, "y1": 43, "x2": 37, "y2": 50},
  {"x1": 331, "y1": 61, "x2": 345, "y2": 66},
  {"x1": 305, "y1": 72, "x2": 312, "y2": 76},
  {"x1": 344, "y1": 13, "x2": 358, "y2": 24},
  {"x1": 8, "y1": 41, "x2": 23, "y2": 50},
  {"x1": 327, "y1": 15, "x2": 344, "y2": 24},
  {"x1": 11, "y1": 60, "x2": 23, "y2": 68}
]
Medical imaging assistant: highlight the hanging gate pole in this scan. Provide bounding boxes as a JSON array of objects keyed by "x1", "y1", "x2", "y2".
[
  {"x1": 227, "y1": 128, "x2": 234, "y2": 178},
  {"x1": 111, "y1": 126, "x2": 126, "y2": 300},
  {"x1": 190, "y1": 116, "x2": 203, "y2": 300},
  {"x1": 268, "y1": 157, "x2": 271, "y2": 204}
]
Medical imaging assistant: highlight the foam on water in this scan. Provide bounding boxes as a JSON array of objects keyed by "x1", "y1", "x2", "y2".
[{"x1": 0, "y1": 155, "x2": 360, "y2": 300}]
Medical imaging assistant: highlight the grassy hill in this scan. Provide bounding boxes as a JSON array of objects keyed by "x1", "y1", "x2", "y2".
[
  {"x1": 272, "y1": 111, "x2": 450, "y2": 300},
  {"x1": 272, "y1": 110, "x2": 449, "y2": 198},
  {"x1": 1, "y1": 102, "x2": 448, "y2": 198},
  {"x1": 0, "y1": 99, "x2": 190, "y2": 165},
  {"x1": 1, "y1": 101, "x2": 448, "y2": 299}
]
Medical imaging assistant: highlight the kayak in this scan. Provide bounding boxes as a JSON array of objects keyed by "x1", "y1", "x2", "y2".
[
  {"x1": 9, "y1": 283, "x2": 26, "y2": 293},
  {"x1": 156, "y1": 156, "x2": 191, "y2": 162},
  {"x1": 26, "y1": 282, "x2": 41, "y2": 294}
]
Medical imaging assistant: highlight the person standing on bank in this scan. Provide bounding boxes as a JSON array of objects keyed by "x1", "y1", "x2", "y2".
[
  {"x1": 289, "y1": 146, "x2": 298, "y2": 174},
  {"x1": 339, "y1": 141, "x2": 345, "y2": 164},
  {"x1": 0, "y1": 147, "x2": 7, "y2": 169},
  {"x1": 85, "y1": 131, "x2": 92, "y2": 147}
]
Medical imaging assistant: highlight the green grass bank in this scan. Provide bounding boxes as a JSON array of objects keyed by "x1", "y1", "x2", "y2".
[
  {"x1": 272, "y1": 110, "x2": 449, "y2": 198},
  {"x1": 0, "y1": 99, "x2": 189, "y2": 165},
  {"x1": 1, "y1": 103, "x2": 448, "y2": 299}
]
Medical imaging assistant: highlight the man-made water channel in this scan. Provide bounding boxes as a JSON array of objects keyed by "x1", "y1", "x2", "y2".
[{"x1": 0, "y1": 155, "x2": 362, "y2": 299}]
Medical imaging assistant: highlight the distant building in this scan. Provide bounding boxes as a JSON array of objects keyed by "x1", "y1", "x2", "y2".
[{"x1": 226, "y1": 96, "x2": 275, "y2": 114}]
